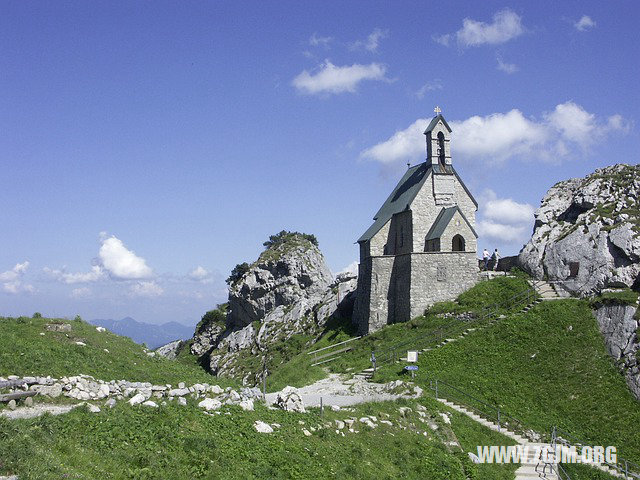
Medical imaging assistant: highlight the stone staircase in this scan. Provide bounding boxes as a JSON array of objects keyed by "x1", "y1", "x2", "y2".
[
  {"x1": 437, "y1": 396, "x2": 627, "y2": 479},
  {"x1": 531, "y1": 280, "x2": 563, "y2": 301},
  {"x1": 436, "y1": 398, "x2": 559, "y2": 479}
]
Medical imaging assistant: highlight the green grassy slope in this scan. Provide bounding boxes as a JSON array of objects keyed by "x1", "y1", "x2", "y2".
[
  {"x1": 0, "y1": 316, "x2": 234, "y2": 386},
  {"x1": 264, "y1": 276, "x2": 534, "y2": 391},
  {"x1": 0, "y1": 397, "x2": 518, "y2": 480},
  {"x1": 373, "y1": 299, "x2": 640, "y2": 462}
]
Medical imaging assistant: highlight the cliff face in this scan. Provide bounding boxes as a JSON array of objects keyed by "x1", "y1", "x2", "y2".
[
  {"x1": 519, "y1": 164, "x2": 640, "y2": 296},
  {"x1": 594, "y1": 304, "x2": 640, "y2": 401},
  {"x1": 190, "y1": 233, "x2": 357, "y2": 384}
]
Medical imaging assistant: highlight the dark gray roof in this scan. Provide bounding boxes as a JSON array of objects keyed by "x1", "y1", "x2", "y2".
[
  {"x1": 425, "y1": 206, "x2": 478, "y2": 241},
  {"x1": 357, "y1": 163, "x2": 430, "y2": 243},
  {"x1": 357, "y1": 161, "x2": 478, "y2": 243},
  {"x1": 424, "y1": 114, "x2": 452, "y2": 134}
]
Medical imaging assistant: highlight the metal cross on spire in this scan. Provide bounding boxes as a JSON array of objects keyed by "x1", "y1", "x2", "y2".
[{"x1": 434, "y1": 106, "x2": 442, "y2": 115}]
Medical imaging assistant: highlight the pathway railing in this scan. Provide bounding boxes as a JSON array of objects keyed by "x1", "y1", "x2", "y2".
[
  {"x1": 307, "y1": 336, "x2": 361, "y2": 367},
  {"x1": 427, "y1": 377, "x2": 527, "y2": 437},
  {"x1": 551, "y1": 426, "x2": 640, "y2": 480}
]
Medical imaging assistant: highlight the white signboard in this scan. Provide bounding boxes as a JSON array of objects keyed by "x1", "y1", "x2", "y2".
[{"x1": 407, "y1": 351, "x2": 418, "y2": 363}]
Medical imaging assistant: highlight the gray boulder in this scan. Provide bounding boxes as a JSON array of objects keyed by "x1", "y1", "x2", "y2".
[
  {"x1": 274, "y1": 386, "x2": 306, "y2": 413},
  {"x1": 519, "y1": 164, "x2": 640, "y2": 296}
]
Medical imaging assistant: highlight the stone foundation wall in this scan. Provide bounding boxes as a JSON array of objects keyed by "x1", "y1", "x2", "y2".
[
  {"x1": 409, "y1": 252, "x2": 478, "y2": 319},
  {"x1": 354, "y1": 251, "x2": 478, "y2": 334}
]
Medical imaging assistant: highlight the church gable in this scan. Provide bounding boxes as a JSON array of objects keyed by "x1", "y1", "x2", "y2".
[{"x1": 424, "y1": 206, "x2": 477, "y2": 252}]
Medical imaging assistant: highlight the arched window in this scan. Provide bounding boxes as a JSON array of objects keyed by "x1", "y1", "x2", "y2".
[
  {"x1": 437, "y1": 132, "x2": 445, "y2": 167},
  {"x1": 452, "y1": 234, "x2": 465, "y2": 252}
]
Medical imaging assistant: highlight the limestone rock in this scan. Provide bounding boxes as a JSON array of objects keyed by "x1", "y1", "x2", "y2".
[
  {"x1": 274, "y1": 386, "x2": 305, "y2": 413},
  {"x1": 519, "y1": 164, "x2": 640, "y2": 295},
  {"x1": 595, "y1": 304, "x2": 640, "y2": 401},
  {"x1": 254, "y1": 420, "x2": 274, "y2": 433},
  {"x1": 128, "y1": 393, "x2": 146, "y2": 406},
  {"x1": 198, "y1": 398, "x2": 222, "y2": 411},
  {"x1": 228, "y1": 240, "x2": 333, "y2": 329},
  {"x1": 188, "y1": 232, "x2": 358, "y2": 383},
  {"x1": 155, "y1": 340, "x2": 184, "y2": 360}
]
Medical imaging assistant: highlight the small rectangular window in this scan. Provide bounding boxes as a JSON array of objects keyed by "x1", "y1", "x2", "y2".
[{"x1": 569, "y1": 262, "x2": 580, "y2": 278}]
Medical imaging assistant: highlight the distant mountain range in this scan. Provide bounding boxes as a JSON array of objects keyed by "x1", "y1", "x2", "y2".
[{"x1": 88, "y1": 317, "x2": 195, "y2": 350}]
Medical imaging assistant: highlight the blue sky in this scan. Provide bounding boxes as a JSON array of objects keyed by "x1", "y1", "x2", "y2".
[{"x1": 1, "y1": 1, "x2": 638, "y2": 326}]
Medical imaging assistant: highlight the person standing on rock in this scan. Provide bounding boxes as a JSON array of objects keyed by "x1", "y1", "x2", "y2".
[
  {"x1": 483, "y1": 249, "x2": 490, "y2": 271},
  {"x1": 492, "y1": 249, "x2": 500, "y2": 271}
]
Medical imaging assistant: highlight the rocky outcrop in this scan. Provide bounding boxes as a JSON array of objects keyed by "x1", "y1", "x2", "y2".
[
  {"x1": 155, "y1": 339, "x2": 184, "y2": 360},
  {"x1": 190, "y1": 233, "x2": 357, "y2": 384},
  {"x1": 594, "y1": 304, "x2": 640, "y2": 401},
  {"x1": 519, "y1": 164, "x2": 640, "y2": 296}
]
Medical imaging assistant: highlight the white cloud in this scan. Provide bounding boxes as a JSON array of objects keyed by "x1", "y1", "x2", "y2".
[
  {"x1": 360, "y1": 118, "x2": 429, "y2": 164},
  {"x1": 361, "y1": 102, "x2": 629, "y2": 166},
  {"x1": 188, "y1": 266, "x2": 212, "y2": 283},
  {"x1": 336, "y1": 261, "x2": 359, "y2": 277},
  {"x1": 1, "y1": 261, "x2": 34, "y2": 294},
  {"x1": 44, "y1": 265, "x2": 105, "y2": 284},
  {"x1": 292, "y1": 60, "x2": 388, "y2": 95},
  {"x1": 309, "y1": 33, "x2": 333, "y2": 47},
  {"x1": 415, "y1": 80, "x2": 443, "y2": 99},
  {"x1": 129, "y1": 281, "x2": 163, "y2": 297},
  {"x1": 438, "y1": 9, "x2": 524, "y2": 48},
  {"x1": 477, "y1": 189, "x2": 534, "y2": 245},
  {"x1": 477, "y1": 221, "x2": 529, "y2": 243},
  {"x1": 433, "y1": 34, "x2": 451, "y2": 47},
  {"x1": 98, "y1": 235, "x2": 153, "y2": 280},
  {"x1": 451, "y1": 109, "x2": 548, "y2": 161},
  {"x1": 70, "y1": 287, "x2": 92, "y2": 298},
  {"x1": 575, "y1": 15, "x2": 596, "y2": 31},
  {"x1": 350, "y1": 28, "x2": 388, "y2": 52},
  {"x1": 497, "y1": 56, "x2": 518, "y2": 74},
  {"x1": 0, "y1": 261, "x2": 29, "y2": 282}
]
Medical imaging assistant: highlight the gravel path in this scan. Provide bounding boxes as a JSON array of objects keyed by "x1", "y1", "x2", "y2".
[{"x1": 265, "y1": 374, "x2": 409, "y2": 407}]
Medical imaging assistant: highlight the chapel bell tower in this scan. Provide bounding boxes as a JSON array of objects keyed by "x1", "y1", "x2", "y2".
[{"x1": 425, "y1": 106, "x2": 453, "y2": 168}]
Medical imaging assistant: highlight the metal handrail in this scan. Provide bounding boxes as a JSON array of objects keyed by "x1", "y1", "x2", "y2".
[
  {"x1": 428, "y1": 377, "x2": 527, "y2": 436},
  {"x1": 552, "y1": 426, "x2": 640, "y2": 480},
  {"x1": 307, "y1": 336, "x2": 362, "y2": 355}
]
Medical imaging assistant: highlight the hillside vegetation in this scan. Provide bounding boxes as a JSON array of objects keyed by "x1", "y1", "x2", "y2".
[
  {"x1": 265, "y1": 276, "x2": 534, "y2": 391},
  {"x1": 0, "y1": 395, "x2": 521, "y2": 480},
  {"x1": 0, "y1": 316, "x2": 230, "y2": 386},
  {"x1": 372, "y1": 298, "x2": 640, "y2": 463}
]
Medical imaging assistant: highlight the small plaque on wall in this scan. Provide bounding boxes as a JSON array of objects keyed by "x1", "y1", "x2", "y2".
[{"x1": 437, "y1": 264, "x2": 447, "y2": 281}]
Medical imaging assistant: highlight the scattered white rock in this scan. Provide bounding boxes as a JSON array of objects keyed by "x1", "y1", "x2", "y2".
[
  {"x1": 254, "y1": 421, "x2": 274, "y2": 433},
  {"x1": 96, "y1": 327, "x2": 106, "y2": 332},
  {"x1": 302, "y1": 429, "x2": 312, "y2": 436},
  {"x1": 129, "y1": 393, "x2": 146, "y2": 406},
  {"x1": 198, "y1": 398, "x2": 222, "y2": 411},
  {"x1": 274, "y1": 386, "x2": 305, "y2": 413},
  {"x1": 75, "y1": 341, "x2": 86, "y2": 346},
  {"x1": 178, "y1": 397, "x2": 187, "y2": 406},
  {"x1": 142, "y1": 401, "x2": 158, "y2": 408},
  {"x1": 439, "y1": 412, "x2": 451, "y2": 425}
]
